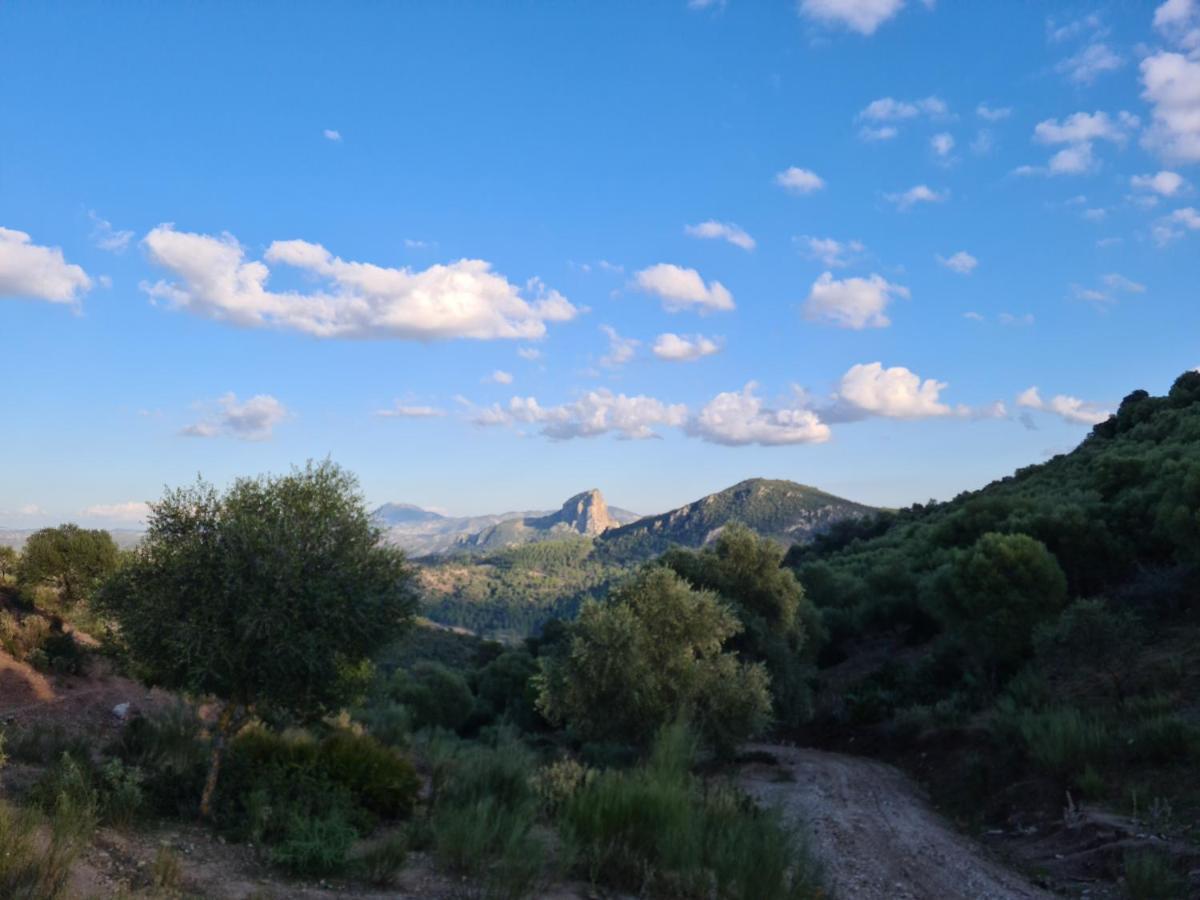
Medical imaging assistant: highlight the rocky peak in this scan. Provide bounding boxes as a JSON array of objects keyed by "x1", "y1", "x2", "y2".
[{"x1": 533, "y1": 488, "x2": 617, "y2": 536}]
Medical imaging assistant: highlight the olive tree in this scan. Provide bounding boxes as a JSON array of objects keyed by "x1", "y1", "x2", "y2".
[
  {"x1": 0, "y1": 546, "x2": 17, "y2": 581},
  {"x1": 18, "y1": 524, "x2": 119, "y2": 604},
  {"x1": 95, "y1": 461, "x2": 417, "y2": 817},
  {"x1": 536, "y1": 566, "x2": 771, "y2": 756}
]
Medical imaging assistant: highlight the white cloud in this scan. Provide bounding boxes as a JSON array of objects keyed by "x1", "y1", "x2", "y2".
[
  {"x1": 1056, "y1": 43, "x2": 1123, "y2": 84},
  {"x1": 803, "y1": 271, "x2": 908, "y2": 329},
  {"x1": 831, "y1": 362, "x2": 952, "y2": 419},
  {"x1": 82, "y1": 501, "x2": 150, "y2": 523},
  {"x1": 798, "y1": 0, "x2": 906, "y2": 35},
  {"x1": 472, "y1": 390, "x2": 687, "y2": 441},
  {"x1": 517, "y1": 347, "x2": 542, "y2": 361},
  {"x1": 182, "y1": 392, "x2": 289, "y2": 440},
  {"x1": 484, "y1": 369, "x2": 514, "y2": 384},
  {"x1": 930, "y1": 132, "x2": 955, "y2": 157},
  {"x1": 1153, "y1": 0, "x2": 1200, "y2": 52},
  {"x1": 1131, "y1": 170, "x2": 1187, "y2": 196},
  {"x1": 1141, "y1": 52, "x2": 1200, "y2": 164},
  {"x1": 600, "y1": 325, "x2": 639, "y2": 366},
  {"x1": 1046, "y1": 13, "x2": 1103, "y2": 44},
  {"x1": 688, "y1": 384, "x2": 829, "y2": 446},
  {"x1": 652, "y1": 333, "x2": 722, "y2": 362},
  {"x1": 323, "y1": 129, "x2": 342, "y2": 142},
  {"x1": 632, "y1": 263, "x2": 735, "y2": 313},
  {"x1": 997, "y1": 312, "x2": 1036, "y2": 326},
  {"x1": 886, "y1": 184, "x2": 947, "y2": 209},
  {"x1": 688, "y1": 0, "x2": 725, "y2": 8},
  {"x1": 859, "y1": 96, "x2": 946, "y2": 121},
  {"x1": 374, "y1": 403, "x2": 446, "y2": 418},
  {"x1": 797, "y1": 236, "x2": 865, "y2": 267},
  {"x1": 140, "y1": 225, "x2": 577, "y2": 341},
  {"x1": 88, "y1": 211, "x2": 133, "y2": 253},
  {"x1": 976, "y1": 103, "x2": 1012, "y2": 121},
  {"x1": 1154, "y1": 205, "x2": 1200, "y2": 244},
  {"x1": 0, "y1": 227, "x2": 92, "y2": 306},
  {"x1": 1034, "y1": 111, "x2": 1137, "y2": 145},
  {"x1": 1017, "y1": 386, "x2": 1110, "y2": 425},
  {"x1": 1048, "y1": 142, "x2": 1097, "y2": 175},
  {"x1": 859, "y1": 125, "x2": 899, "y2": 141},
  {"x1": 775, "y1": 166, "x2": 826, "y2": 194},
  {"x1": 684, "y1": 220, "x2": 755, "y2": 250},
  {"x1": 1071, "y1": 273, "x2": 1146, "y2": 307},
  {"x1": 937, "y1": 250, "x2": 978, "y2": 274}
]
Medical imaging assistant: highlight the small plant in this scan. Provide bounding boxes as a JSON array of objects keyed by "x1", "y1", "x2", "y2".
[
  {"x1": 0, "y1": 798, "x2": 88, "y2": 900},
  {"x1": 98, "y1": 758, "x2": 145, "y2": 827},
  {"x1": 1017, "y1": 707, "x2": 1109, "y2": 778},
  {"x1": 357, "y1": 831, "x2": 408, "y2": 887},
  {"x1": 151, "y1": 846, "x2": 183, "y2": 893},
  {"x1": 1123, "y1": 849, "x2": 1185, "y2": 900},
  {"x1": 1074, "y1": 764, "x2": 1105, "y2": 801},
  {"x1": 530, "y1": 758, "x2": 594, "y2": 815},
  {"x1": 268, "y1": 811, "x2": 358, "y2": 877}
]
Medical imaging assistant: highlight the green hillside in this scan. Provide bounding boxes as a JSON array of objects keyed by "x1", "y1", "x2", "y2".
[{"x1": 596, "y1": 478, "x2": 874, "y2": 564}]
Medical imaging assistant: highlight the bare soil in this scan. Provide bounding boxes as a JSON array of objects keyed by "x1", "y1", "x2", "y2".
[{"x1": 741, "y1": 743, "x2": 1056, "y2": 900}]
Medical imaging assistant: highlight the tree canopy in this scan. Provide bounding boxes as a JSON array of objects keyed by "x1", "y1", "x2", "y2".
[
  {"x1": 96, "y1": 460, "x2": 418, "y2": 814},
  {"x1": 17, "y1": 524, "x2": 119, "y2": 604}
]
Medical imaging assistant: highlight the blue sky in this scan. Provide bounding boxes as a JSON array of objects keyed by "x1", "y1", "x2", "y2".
[{"x1": 3, "y1": 0, "x2": 1199, "y2": 527}]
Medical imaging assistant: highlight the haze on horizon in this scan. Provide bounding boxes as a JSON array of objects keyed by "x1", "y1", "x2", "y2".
[{"x1": 3, "y1": 1, "x2": 1199, "y2": 530}]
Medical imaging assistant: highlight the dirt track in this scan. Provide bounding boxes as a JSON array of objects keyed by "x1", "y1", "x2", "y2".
[{"x1": 741, "y1": 744, "x2": 1054, "y2": 900}]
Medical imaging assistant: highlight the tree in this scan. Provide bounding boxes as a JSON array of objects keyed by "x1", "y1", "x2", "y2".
[
  {"x1": 0, "y1": 546, "x2": 17, "y2": 581},
  {"x1": 1034, "y1": 598, "x2": 1143, "y2": 703},
  {"x1": 536, "y1": 566, "x2": 771, "y2": 755},
  {"x1": 391, "y1": 661, "x2": 474, "y2": 732},
  {"x1": 18, "y1": 525, "x2": 118, "y2": 604},
  {"x1": 662, "y1": 524, "x2": 823, "y2": 726},
  {"x1": 933, "y1": 531, "x2": 1068, "y2": 678},
  {"x1": 95, "y1": 461, "x2": 418, "y2": 817}
]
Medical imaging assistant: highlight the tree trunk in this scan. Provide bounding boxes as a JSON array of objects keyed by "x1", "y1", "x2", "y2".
[{"x1": 199, "y1": 703, "x2": 238, "y2": 820}]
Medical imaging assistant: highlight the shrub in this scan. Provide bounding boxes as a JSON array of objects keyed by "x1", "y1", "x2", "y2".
[
  {"x1": 2, "y1": 725, "x2": 91, "y2": 766},
  {"x1": 114, "y1": 703, "x2": 209, "y2": 816},
  {"x1": 357, "y1": 831, "x2": 408, "y2": 887},
  {"x1": 268, "y1": 810, "x2": 358, "y2": 877},
  {"x1": 356, "y1": 701, "x2": 412, "y2": 748},
  {"x1": 316, "y1": 730, "x2": 420, "y2": 818},
  {"x1": 0, "y1": 798, "x2": 88, "y2": 900},
  {"x1": 530, "y1": 758, "x2": 595, "y2": 815},
  {"x1": 391, "y1": 662, "x2": 475, "y2": 733},
  {"x1": 1123, "y1": 849, "x2": 1186, "y2": 900},
  {"x1": 36, "y1": 631, "x2": 87, "y2": 676},
  {"x1": 1127, "y1": 715, "x2": 1200, "y2": 765},
  {"x1": 1017, "y1": 708, "x2": 1109, "y2": 778}
]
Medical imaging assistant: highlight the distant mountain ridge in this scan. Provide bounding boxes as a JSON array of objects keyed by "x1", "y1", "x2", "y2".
[
  {"x1": 595, "y1": 478, "x2": 875, "y2": 563},
  {"x1": 373, "y1": 491, "x2": 640, "y2": 556}
]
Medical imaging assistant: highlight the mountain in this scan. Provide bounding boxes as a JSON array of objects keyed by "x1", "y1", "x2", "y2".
[
  {"x1": 373, "y1": 492, "x2": 641, "y2": 557},
  {"x1": 595, "y1": 478, "x2": 875, "y2": 563},
  {"x1": 455, "y1": 489, "x2": 638, "y2": 551}
]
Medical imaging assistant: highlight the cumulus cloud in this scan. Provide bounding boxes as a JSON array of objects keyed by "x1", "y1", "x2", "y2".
[
  {"x1": 1152, "y1": 206, "x2": 1200, "y2": 244},
  {"x1": 829, "y1": 362, "x2": 953, "y2": 420},
  {"x1": 374, "y1": 403, "x2": 446, "y2": 418},
  {"x1": 0, "y1": 227, "x2": 92, "y2": 306},
  {"x1": 1019, "y1": 111, "x2": 1139, "y2": 176},
  {"x1": 599, "y1": 325, "x2": 639, "y2": 367},
  {"x1": 1131, "y1": 170, "x2": 1187, "y2": 196},
  {"x1": 688, "y1": 384, "x2": 830, "y2": 446},
  {"x1": 886, "y1": 184, "x2": 947, "y2": 209},
  {"x1": 1017, "y1": 386, "x2": 1110, "y2": 425},
  {"x1": 484, "y1": 369, "x2": 514, "y2": 384},
  {"x1": 1056, "y1": 43, "x2": 1123, "y2": 84},
  {"x1": 323, "y1": 129, "x2": 342, "y2": 142},
  {"x1": 471, "y1": 390, "x2": 687, "y2": 441},
  {"x1": 140, "y1": 225, "x2": 577, "y2": 341},
  {"x1": 1141, "y1": 52, "x2": 1200, "y2": 163},
  {"x1": 652, "y1": 333, "x2": 722, "y2": 362},
  {"x1": 856, "y1": 95, "x2": 946, "y2": 139},
  {"x1": 632, "y1": 263, "x2": 735, "y2": 313},
  {"x1": 775, "y1": 167, "x2": 825, "y2": 194},
  {"x1": 684, "y1": 220, "x2": 755, "y2": 250},
  {"x1": 88, "y1": 211, "x2": 133, "y2": 253},
  {"x1": 82, "y1": 501, "x2": 151, "y2": 523},
  {"x1": 803, "y1": 272, "x2": 908, "y2": 329},
  {"x1": 181, "y1": 392, "x2": 289, "y2": 440},
  {"x1": 1153, "y1": 0, "x2": 1200, "y2": 52},
  {"x1": 796, "y1": 236, "x2": 866, "y2": 267},
  {"x1": 930, "y1": 132, "x2": 955, "y2": 158},
  {"x1": 976, "y1": 103, "x2": 1012, "y2": 121},
  {"x1": 797, "y1": 0, "x2": 906, "y2": 35},
  {"x1": 937, "y1": 250, "x2": 978, "y2": 274}
]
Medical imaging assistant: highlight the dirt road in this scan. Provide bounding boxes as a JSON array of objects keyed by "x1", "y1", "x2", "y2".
[{"x1": 741, "y1": 744, "x2": 1054, "y2": 900}]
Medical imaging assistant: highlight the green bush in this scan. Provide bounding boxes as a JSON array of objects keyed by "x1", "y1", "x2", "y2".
[
  {"x1": 1017, "y1": 708, "x2": 1109, "y2": 778},
  {"x1": 114, "y1": 703, "x2": 209, "y2": 816},
  {"x1": 35, "y1": 631, "x2": 87, "y2": 676},
  {"x1": 316, "y1": 730, "x2": 420, "y2": 818},
  {"x1": 356, "y1": 701, "x2": 412, "y2": 748},
  {"x1": 560, "y1": 723, "x2": 824, "y2": 898},
  {"x1": 1123, "y1": 849, "x2": 1186, "y2": 900},
  {"x1": 268, "y1": 809, "x2": 358, "y2": 877},
  {"x1": 392, "y1": 661, "x2": 475, "y2": 733},
  {"x1": 0, "y1": 797, "x2": 89, "y2": 900},
  {"x1": 357, "y1": 831, "x2": 409, "y2": 887},
  {"x1": 1127, "y1": 715, "x2": 1200, "y2": 765}
]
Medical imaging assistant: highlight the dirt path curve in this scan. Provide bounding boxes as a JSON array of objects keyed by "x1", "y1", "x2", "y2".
[{"x1": 740, "y1": 744, "x2": 1054, "y2": 900}]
